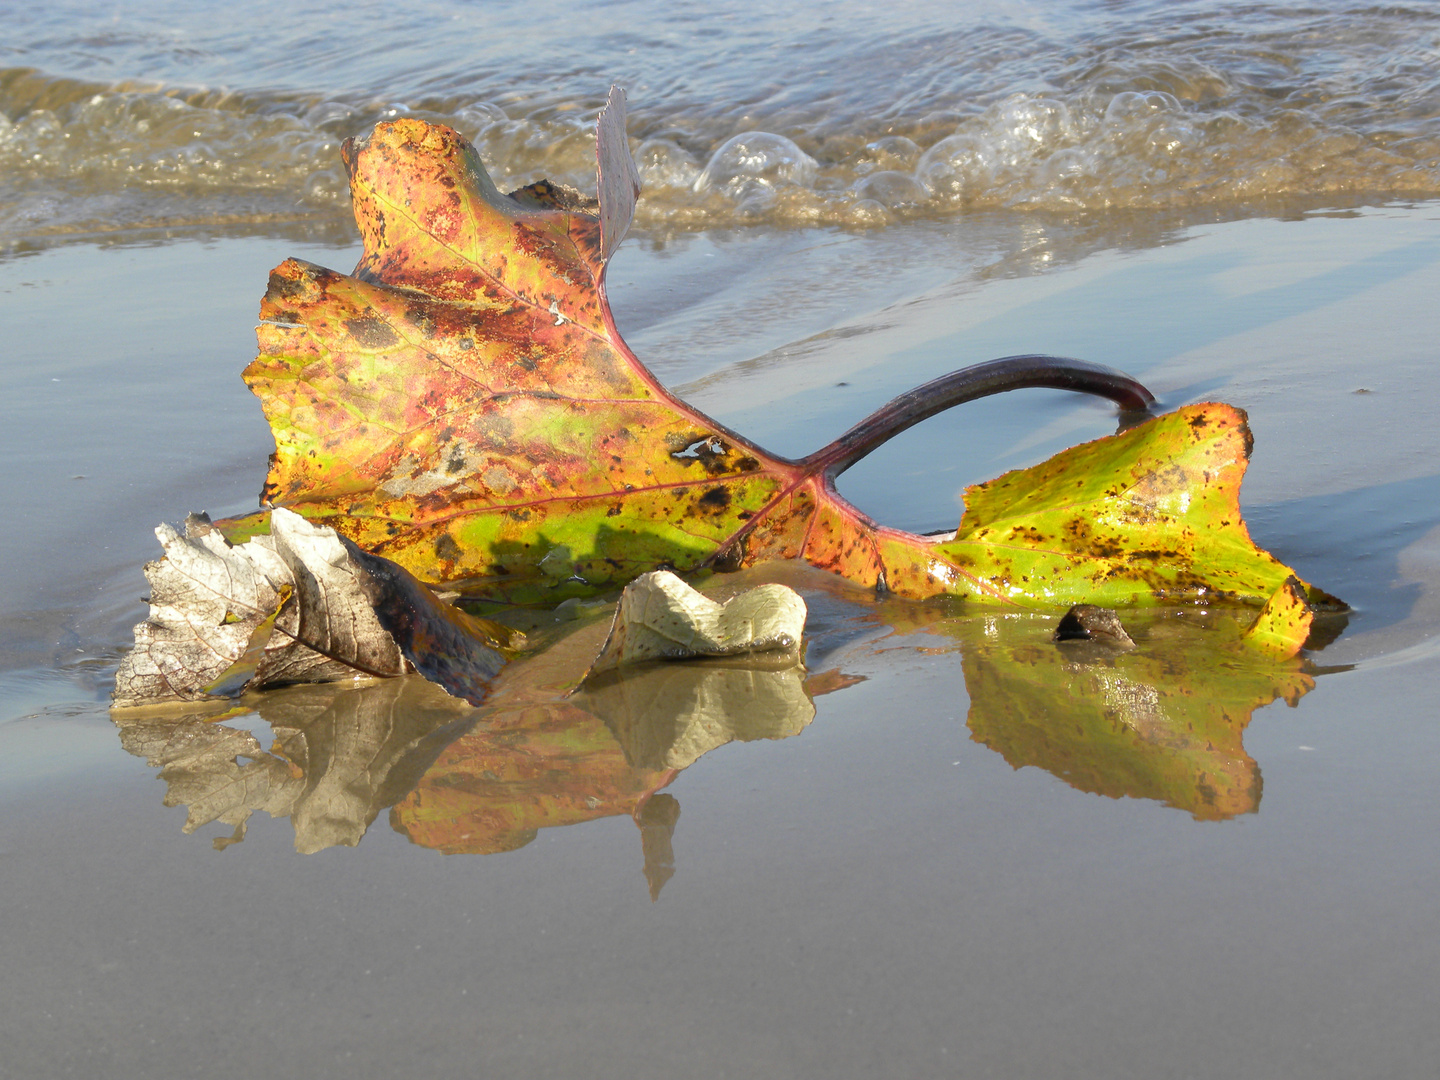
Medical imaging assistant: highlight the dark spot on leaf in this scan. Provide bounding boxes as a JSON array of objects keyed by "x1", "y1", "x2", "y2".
[
  {"x1": 698, "y1": 486, "x2": 730, "y2": 510},
  {"x1": 344, "y1": 315, "x2": 400, "y2": 349},
  {"x1": 267, "y1": 271, "x2": 307, "y2": 300},
  {"x1": 434, "y1": 533, "x2": 462, "y2": 561},
  {"x1": 406, "y1": 308, "x2": 437, "y2": 338}
]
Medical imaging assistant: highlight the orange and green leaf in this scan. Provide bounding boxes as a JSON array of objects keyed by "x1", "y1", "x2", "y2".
[{"x1": 225, "y1": 87, "x2": 1341, "y2": 617}]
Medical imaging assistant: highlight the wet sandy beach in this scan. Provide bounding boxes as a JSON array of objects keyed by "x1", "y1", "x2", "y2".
[{"x1": 2, "y1": 198, "x2": 1438, "y2": 1077}]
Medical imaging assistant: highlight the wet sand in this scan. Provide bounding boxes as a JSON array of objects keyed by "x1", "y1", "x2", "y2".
[{"x1": 2, "y1": 203, "x2": 1438, "y2": 1078}]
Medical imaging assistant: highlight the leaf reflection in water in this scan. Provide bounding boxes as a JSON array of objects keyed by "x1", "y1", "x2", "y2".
[
  {"x1": 114, "y1": 676, "x2": 476, "y2": 853},
  {"x1": 112, "y1": 615, "x2": 816, "y2": 896},
  {"x1": 848, "y1": 603, "x2": 1330, "y2": 820},
  {"x1": 110, "y1": 570, "x2": 1341, "y2": 892},
  {"x1": 390, "y1": 650, "x2": 814, "y2": 895}
]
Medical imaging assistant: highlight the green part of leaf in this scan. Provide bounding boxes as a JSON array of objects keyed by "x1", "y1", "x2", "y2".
[{"x1": 913, "y1": 403, "x2": 1343, "y2": 609}]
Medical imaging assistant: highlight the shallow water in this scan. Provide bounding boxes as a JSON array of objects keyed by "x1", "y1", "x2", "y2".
[
  {"x1": 6, "y1": 0, "x2": 1440, "y2": 239},
  {"x1": 3, "y1": 2, "x2": 1440, "y2": 1077}
]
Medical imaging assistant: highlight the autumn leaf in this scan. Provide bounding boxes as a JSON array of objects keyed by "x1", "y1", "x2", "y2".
[
  {"x1": 225, "y1": 86, "x2": 1338, "y2": 613},
  {"x1": 920, "y1": 403, "x2": 1345, "y2": 609}
]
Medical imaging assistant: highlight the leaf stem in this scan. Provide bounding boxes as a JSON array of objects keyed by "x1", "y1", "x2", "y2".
[{"x1": 800, "y1": 355, "x2": 1156, "y2": 477}]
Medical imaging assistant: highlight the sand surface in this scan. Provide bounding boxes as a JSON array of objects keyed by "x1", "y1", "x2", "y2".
[{"x1": 1, "y1": 204, "x2": 1438, "y2": 1078}]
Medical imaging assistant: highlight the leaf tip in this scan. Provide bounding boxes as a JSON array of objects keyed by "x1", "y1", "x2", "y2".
[
  {"x1": 1241, "y1": 576, "x2": 1314, "y2": 659},
  {"x1": 596, "y1": 85, "x2": 642, "y2": 264}
]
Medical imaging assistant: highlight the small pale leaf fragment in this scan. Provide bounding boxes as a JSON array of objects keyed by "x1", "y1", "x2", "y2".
[{"x1": 584, "y1": 571, "x2": 807, "y2": 677}]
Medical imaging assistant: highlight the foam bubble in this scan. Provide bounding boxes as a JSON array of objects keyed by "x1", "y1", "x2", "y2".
[
  {"x1": 695, "y1": 132, "x2": 819, "y2": 196},
  {"x1": 852, "y1": 170, "x2": 927, "y2": 208}
]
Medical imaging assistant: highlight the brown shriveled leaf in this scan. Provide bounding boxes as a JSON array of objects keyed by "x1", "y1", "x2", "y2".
[
  {"x1": 223, "y1": 86, "x2": 1340, "y2": 616},
  {"x1": 113, "y1": 507, "x2": 511, "y2": 708}
]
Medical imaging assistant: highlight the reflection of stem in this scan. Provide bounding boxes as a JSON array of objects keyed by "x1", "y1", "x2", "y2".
[
  {"x1": 636, "y1": 793, "x2": 681, "y2": 902},
  {"x1": 800, "y1": 355, "x2": 1157, "y2": 477}
]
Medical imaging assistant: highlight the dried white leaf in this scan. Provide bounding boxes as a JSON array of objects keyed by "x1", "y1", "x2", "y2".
[
  {"x1": 113, "y1": 508, "x2": 407, "y2": 708},
  {"x1": 584, "y1": 570, "x2": 806, "y2": 678}
]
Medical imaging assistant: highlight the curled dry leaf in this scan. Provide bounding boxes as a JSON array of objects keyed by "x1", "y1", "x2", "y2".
[
  {"x1": 113, "y1": 507, "x2": 510, "y2": 708},
  {"x1": 582, "y1": 569, "x2": 806, "y2": 678}
]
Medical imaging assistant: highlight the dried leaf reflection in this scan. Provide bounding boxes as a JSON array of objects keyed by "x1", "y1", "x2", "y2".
[
  {"x1": 113, "y1": 612, "x2": 814, "y2": 895},
  {"x1": 114, "y1": 676, "x2": 475, "y2": 853}
]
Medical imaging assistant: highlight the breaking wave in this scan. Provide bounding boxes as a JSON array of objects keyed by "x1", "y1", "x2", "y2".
[{"x1": 5, "y1": 0, "x2": 1440, "y2": 239}]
